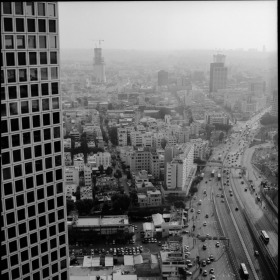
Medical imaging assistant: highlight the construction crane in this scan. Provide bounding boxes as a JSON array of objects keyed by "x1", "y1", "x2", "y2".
[{"x1": 93, "y1": 39, "x2": 104, "y2": 48}]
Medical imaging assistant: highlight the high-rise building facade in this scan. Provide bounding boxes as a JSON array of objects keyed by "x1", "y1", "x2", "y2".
[
  {"x1": 209, "y1": 54, "x2": 227, "y2": 93},
  {"x1": 1, "y1": 2, "x2": 69, "y2": 280},
  {"x1": 93, "y1": 47, "x2": 106, "y2": 83},
  {"x1": 158, "y1": 70, "x2": 168, "y2": 86},
  {"x1": 271, "y1": 90, "x2": 278, "y2": 117}
]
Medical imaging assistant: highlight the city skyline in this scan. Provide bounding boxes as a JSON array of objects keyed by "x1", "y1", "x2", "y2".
[{"x1": 58, "y1": 1, "x2": 277, "y2": 51}]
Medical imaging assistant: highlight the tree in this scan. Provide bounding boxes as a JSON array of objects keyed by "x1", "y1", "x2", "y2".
[
  {"x1": 66, "y1": 199, "x2": 75, "y2": 215},
  {"x1": 102, "y1": 202, "x2": 111, "y2": 214},
  {"x1": 108, "y1": 127, "x2": 118, "y2": 146},
  {"x1": 98, "y1": 165, "x2": 104, "y2": 174},
  {"x1": 219, "y1": 131, "x2": 225, "y2": 142},
  {"x1": 174, "y1": 200, "x2": 185, "y2": 209},
  {"x1": 105, "y1": 166, "x2": 113, "y2": 176},
  {"x1": 260, "y1": 113, "x2": 278, "y2": 126},
  {"x1": 75, "y1": 199, "x2": 95, "y2": 216},
  {"x1": 161, "y1": 138, "x2": 168, "y2": 149},
  {"x1": 158, "y1": 107, "x2": 171, "y2": 119},
  {"x1": 111, "y1": 193, "x2": 130, "y2": 212}
]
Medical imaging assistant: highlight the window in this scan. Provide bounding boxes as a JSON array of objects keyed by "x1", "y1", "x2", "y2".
[
  {"x1": 50, "y1": 51, "x2": 57, "y2": 64},
  {"x1": 15, "y1": 179, "x2": 24, "y2": 192},
  {"x1": 52, "y1": 263, "x2": 58, "y2": 274},
  {"x1": 32, "y1": 100, "x2": 39, "y2": 112},
  {"x1": 20, "y1": 101, "x2": 29, "y2": 114},
  {"x1": 21, "y1": 250, "x2": 29, "y2": 262},
  {"x1": 8, "y1": 227, "x2": 16, "y2": 239},
  {"x1": 7, "y1": 212, "x2": 15, "y2": 225},
  {"x1": 17, "y1": 35, "x2": 25, "y2": 49},
  {"x1": 38, "y1": 202, "x2": 45, "y2": 214},
  {"x1": 42, "y1": 98, "x2": 49, "y2": 110},
  {"x1": 33, "y1": 130, "x2": 41, "y2": 142},
  {"x1": 2, "y1": 151, "x2": 10, "y2": 165},
  {"x1": 29, "y1": 52, "x2": 37, "y2": 65},
  {"x1": 48, "y1": 199, "x2": 55, "y2": 210},
  {"x1": 1, "y1": 87, "x2": 6, "y2": 100},
  {"x1": 39, "y1": 216, "x2": 46, "y2": 228},
  {"x1": 57, "y1": 209, "x2": 64, "y2": 220},
  {"x1": 39, "y1": 36, "x2": 47, "y2": 48},
  {"x1": 11, "y1": 119, "x2": 19, "y2": 131},
  {"x1": 43, "y1": 267, "x2": 49, "y2": 278},
  {"x1": 46, "y1": 171, "x2": 53, "y2": 183},
  {"x1": 49, "y1": 225, "x2": 56, "y2": 236},
  {"x1": 53, "y1": 112, "x2": 60, "y2": 124},
  {"x1": 15, "y1": 2, "x2": 24, "y2": 15},
  {"x1": 12, "y1": 134, "x2": 20, "y2": 146},
  {"x1": 38, "y1": 19, "x2": 46, "y2": 32},
  {"x1": 22, "y1": 116, "x2": 30, "y2": 129},
  {"x1": 36, "y1": 174, "x2": 44, "y2": 186},
  {"x1": 53, "y1": 127, "x2": 60, "y2": 139},
  {"x1": 24, "y1": 147, "x2": 32, "y2": 160},
  {"x1": 28, "y1": 36, "x2": 36, "y2": 48},
  {"x1": 32, "y1": 259, "x2": 39, "y2": 270},
  {"x1": 13, "y1": 150, "x2": 21, "y2": 162},
  {"x1": 48, "y1": 3, "x2": 56, "y2": 16},
  {"x1": 1, "y1": 70, "x2": 4, "y2": 84},
  {"x1": 56, "y1": 169, "x2": 62, "y2": 180},
  {"x1": 38, "y1": 3, "x2": 45, "y2": 16},
  {"x1": 32, "y1": 115, "x2": 41, "y2": 128},
  {"x1": 43, "y1": 113, "x2": 51, "y2": 125},
  {"x1": 23, "y1": 132, "x2": 31, "y2": 145},
  {"x1": 30, "y1": 68, "x2": 38, "y2": 81},
  {"x1": 17, "y1": 209, "x2": 25, "y2": 221},
  {"x1": 31, "y1": 84, "x2": 39, "y2": 96},
  {"x1": 6, "y1": 53, "x2": 15, "y2": 66},
  {"x1": 41, "y1": 83, "x2": 49, "y2": 95},
  {"x1": 19, "y1": 69, "x2": 27, "y2": 82},
  {"x1": 22, "y1": 263, "x2": 30, "y2": 275},
  {"x1": 49, "y1": 20, "x2": 56, "y2": 32},
  {"x1": 26, "y1": 2, "x2": 34, "y2": 15},
  {"x1": 18, "y1": 52, "x2": 26, "y2": 65},
  {"x1": 16, "y1": 194, "x2": 24, "y2": 207},
  {"x1": 50, "y1": 238, "x2": 57, "y2": 249},
  {"x1": 51, "y1": 67, "x2": 58, "y2": 79},
  {"x1": 5, "y1": 197, "x2": 14, "y2": 210},
  {"x1": 50, "y1": 35, "x2": 57, "y2": 48},
  {"x1": 47, "y1": 185, "x2": 54, "y2": 197},
  {"x1": 27, "y1": 19, "x2": 36, "y2": 32},
  {"x1": 35, "y1": 159, "x2": 43, "y2": 171},
  {"x1": 25, "y1": 175, "x2": 34, "y2": 188},
  {"x1": 4, "y1": 182, "x2": 13, "y2": 196},
  {"x1": 41, "y1": 68, "x2": 48, "y2": 80},
  {"x1": 1, "y1": 104, "x2": 7, "y2": 117},
  {"x1": 16, "y1": 18, "x2": 25, "y2": 32},
  {"x1": 27, "y1": 192, "x2": 34, "y2": 203},
  {"x1": 10, "y1": 102, "x2": 18, "y2": 115},
  {"x1": 31, "y1": 246, "x2": 38, "y2": 258},
  {"x1": 8, "y1": 86, "x2": 17, "y2": 99},
  {"x1": 30, "y1": 232, "x2": 37, "y2": 244},
  {"x1": 56, "y1": 182, "x2": 63, "y2": 194},
  {"x1": 3, "y1": 2, "x2": 12, "y2": 14},
  {"x1": 45, "y1": 143, "x2": 52, "y2": 155},
  {"x1": 7, "y1": 69, "x2": 16, "y2": 83},
  {"x1": 37, "y1": 188, "x2": 44, "y2": 200},
  {"x1": 34, "y1": 145, "x2": 42, "y2": 157},
  {"x1": 40, "y1": 52, "x2": 47, "y2": 64},
  {"x1": 5, "y1": 35, "x2": 14, "y2": 49},
  {"x1": 28, "y1": 207, "x2": 36, "y2": 219},
  {"x1": 49, "y1": 212, "x2": 55, "y2": 223},
  {"x1": 19, "y1": 224, "x2": 27, "y2": 235},
  {"x1": 12, "y1": 268, "x2": 20, "y2": 279},
  {"x1": 57, "y1": 196, "x2": 63, "y2": 207},
  {"x1": 44, "y1": 129, "x2": 51, "y2": 141},
  {"x1": 4, "y1": 18, "x2": 13, "y2": 32},
  {"x1": 14, "y1": 165, "x2": 22, "y2": 177}
]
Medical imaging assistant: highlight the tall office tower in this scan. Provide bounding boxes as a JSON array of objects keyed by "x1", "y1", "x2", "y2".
[
  {"x1": 209, "y1": 54, "x2": 228, "y2": 93},
  {"x1": 158, "y1": 70, "x2": 168, "y2": 86},
  {"x1": 1, "y1": 2, "x2": 69, "y2": 280},
  {"x1": 93, "y1": 47, "x2": 106, "y2": 83},
  {"x1": 271, "y1": 90, "x2": 278, "y2": 117}
]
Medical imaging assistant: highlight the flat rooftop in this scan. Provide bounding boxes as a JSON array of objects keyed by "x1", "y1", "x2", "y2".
[{"x1": 73, "y1": 215, "x2": 129, "y2": 227}]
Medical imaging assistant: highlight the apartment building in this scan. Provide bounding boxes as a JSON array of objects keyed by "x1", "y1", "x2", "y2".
[
  {"x1": 84, "y1": 164, "x2": 92, "y2": 188},
  {"x1": 64, "y1": 152, "x2": 72, "y2": 166},
  {"x1": 137, "y1": 190, "x2": 162, "y2": 208},
  {"x1": 190, "y1": 138, "x2": 209, "y2": 160},
  {"x1": 117, "y1": 127, "x2": 127, "y2": 146},
  {"x1": 64, "y1": 166, "x2": 79, "y2": 184},
  {"x1": 95, "y1": 152, "x2": 111, "y2": 168},
  {"x1": 69, "y1": 128, "x2": 80, "y2": 141},
  {"x1": 73, "y1": 153, "x2": 84, "y2": 171},
  {"x1": 1, "y1": 2, "x2": 69, "y2": 279},
  {"x1": 205, "y1": 111, "x2": 229, "y2": 125}
]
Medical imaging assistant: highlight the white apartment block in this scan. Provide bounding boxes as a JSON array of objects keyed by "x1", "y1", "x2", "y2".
[
  {"x1": 64, "y1": 138, "x2": 72, "y2": 149},
  {"x1": 167, "y1": 136, "x2": 177, "y2": 146},
  {"x1": 130, "y1": 131, "x2": 143, "y2": 147},
  {"x1": 190, "y1": 138, "x2": 209, "y2": 160},
  {"x1": 95, "y1": 152, "x2": 111, "y2": 168},
  {"x1": 137, "y1": 190, "x2": 162, "y2": 208},
  {"x1": 88, "y1": 141, "x2": 96, "y2": 148},
  {"x1": 65, "y1": 166, "x2": 79, "y2": 184},
  {"x1": 73, "y1": 154, "x2": 85, "y2": 172},
  {"x1": 84, "y1": 164, "x2": 92, "y2": 188},
  {"x1": 205, "y1": 112, "x2": 229, "y2": 125},
  {"x1": 118, "y1": 127, "x2": 128, "y2": 146},
  {"x1": 136, "y1": 124, "x2": 146, "y2": 133},
  {"x1": 64, "y1": 152, "x2": 73, "y2": 166},
  {"x1": 175, "y1": 127, "x2": 190, "y2": 143},
  {"x1": 69, "y1": 128, "x2": 81, "y2": 141},
  {"x1": 190, "y1": 121, "x2": 201, "y2": 135},
  {"x1": 87, "y1": 154, "x2": 97, "y2": 168},
  {"x1": 66, "y1": 183, "x2": 78, "y2": 200},
  {"x1": 166, "y1": 143, "x2": 194, "y2": 190}
]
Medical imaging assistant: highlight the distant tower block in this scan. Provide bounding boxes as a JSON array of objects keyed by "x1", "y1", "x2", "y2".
[{"x1": 93, "y1": 47, "x2": 106, "y2": 83}]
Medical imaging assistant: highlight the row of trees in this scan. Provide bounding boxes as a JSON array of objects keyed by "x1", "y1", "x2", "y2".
[{"x1": 260, "y1": 112, "x2": 278, "y2": 126}]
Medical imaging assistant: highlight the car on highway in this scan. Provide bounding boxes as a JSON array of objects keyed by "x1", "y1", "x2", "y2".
[
  {"x1": 209, "y1": 254, "x2": 214, "y2": 261},
  {"x1": 215, "y1": 242, "x2": 220, "y2": 247},
  {"x1": 202, "y1": 270, "x2": 208, "y2": 276},
  {"x1": 201, "y1": 260, "x2": 206, "y2": 266},
  {"x1": 185, "y1": 270, "x2": 192, "y2": 275},
  {"x1": 205, "y1": 214, "x2": 209, "y2": 218},
  {"x1": 254, "y1": 250, "x2": 259, "y2": 257},
  {"x1": 209, "y1": 268, "x2": 215, "y2": 274},
  {"x1": 210, "y1": 276, "x2": 216, "y2": 280},
  {"x1": 245, "y1": 188, "x2": 247, "y2": 191},
  {"x1": 216, "y1": 194, "x2": 220, "y2": 197},
  {"x1": 202, "y1": 244, "x2": 207, "y2": 250},
  {"x1": 206, "y1": 258, "x2": 211, "y2": 264},
  {"x1": 241, "y1": 181, "x2": 244, "y2": 184},
  {"x1": 203, "y1": 222, "x2": 207, "y2": 226},
  {"x1": 197, "y1": 209, "x2": 201, "y2": 214},
  {"x1": 190, "y1": 208, "x2": 194, "y2": 212}
]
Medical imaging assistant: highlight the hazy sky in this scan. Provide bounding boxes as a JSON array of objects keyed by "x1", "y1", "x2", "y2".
[{"x1": 58, "y1": 1, "x2": 277, "y2": 51}]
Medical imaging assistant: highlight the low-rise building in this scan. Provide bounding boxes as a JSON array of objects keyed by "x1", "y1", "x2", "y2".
[
  {"x1": 205, "y1": 111, "x2": 229, "y2": 125},
  {"x1": 65, "y1": 166, "x2": 79, "y2": 185},
  {"x1": 64, "y1": 138, "x2": 72, "y2": 149}
]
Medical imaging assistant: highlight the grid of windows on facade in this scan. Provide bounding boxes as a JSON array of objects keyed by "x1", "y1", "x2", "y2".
[{"x1": 1, "y1": 2, "x2": 69, "y2": 280}]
